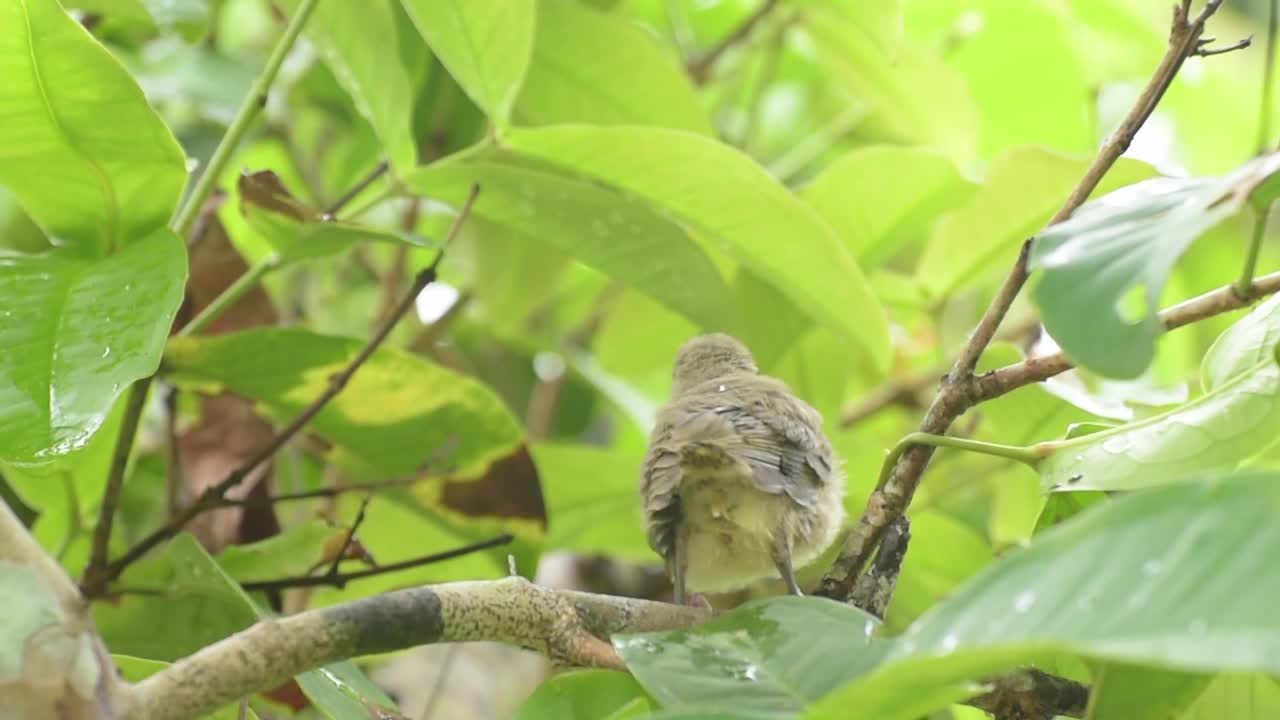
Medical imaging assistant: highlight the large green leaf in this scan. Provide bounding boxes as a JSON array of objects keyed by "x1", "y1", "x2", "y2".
[
  {"x1": 514, "y1": 670, "x2": 652, "y2": 720},
  {"x1": 399, "y1": 0, "x2": 534, "y2": 128},
  {"x1": 215, "y1": 520, "x2": 342, "y2": 582},
  {"x1": 1037, "y1": 293, "x2": 1280, "y2": 491},
  {"x1": 808, "y1": 471, "x2": 1280, "y2": 720},
  {"x1": 0, "y1": 230, "x2": 187, "y2": 465},
  {"x1": 0, "y1": 0, "x2": 186, "y2": 254},
  {"x1": 409, "y1": 151, "x2": 732, "y2": 330},
  {"x1": 916, "y1": 147, "x2": 1154, "y2": 298},
  {"x1": 1085, "y1": 663, "x2": 1209, "y2": 720},
  {"x1": 801, "y1": 145, "x2": 976, "y2": 267},
  {"x1": 278, "y1": 0, "x2": 424, "y2": 172},
  {"x1": 505, "y1": 126, "x2": 890, "y2": 372},
  {"x1": 515, "y1": 0, "x2": 711, "y2": 134},
  {"x1": 162, "y1": 328, "x2": 523, "y2": 477},
  {"x1": 1030, "y1": 154, "x2": 1280, "y2": 379},
  {"x1": 616, "y1": 597, "x2": 889, "y2": 719}
]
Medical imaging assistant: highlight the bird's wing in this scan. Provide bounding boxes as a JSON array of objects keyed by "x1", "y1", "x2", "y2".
[
  {"x1": 639, "y1": 406, "x2": 685, "y2": 561},
  {"x1": 716, "y1": 386, "x2": 834, "y2": 509}
]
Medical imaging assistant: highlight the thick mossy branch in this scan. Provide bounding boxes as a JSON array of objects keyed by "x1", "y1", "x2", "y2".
[{"x1": 127, "y1": 577, "x2": 711, "y2": 720}]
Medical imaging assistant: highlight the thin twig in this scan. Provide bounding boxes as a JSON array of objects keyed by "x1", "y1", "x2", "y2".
[
  {"x1": 1262, "y1": 1, "x2": 1279, "y2": 154},
  {"x1": 239, "y1": 534, "x2": 514, "y2": 592},
  {"x1": 85, "y1": 186, "x2": 481, "y2": 596},
  {"x1": 179, "y1": 254, "x2": 280, "y2": 338},
  {"x1": 1237, "y1": 208, "x2": 1270, "y2": 300},
  {"x1": 816, "y1": 1, "x2": 1230, "y2": 603},
  {"x1": 324, "y1": 160, "x2": 390, "y2": 217},
  {"x1": 418, "y1": 645, "x2": 460, "y2": 720},
  {"x1": 81, "y1": 379, "x2": 151, "y2": 592},
  {"x1": 164, "y1": 385, "x2": 184, "y2": 520},
  {"x1": 1193, "y1": 35, "x2": 1253, "y2": 57},
  {"x1": 687, "y1": 0, "x2": 779, "y2": 83}
]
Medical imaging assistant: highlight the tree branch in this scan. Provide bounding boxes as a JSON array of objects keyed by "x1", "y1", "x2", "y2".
[
  {"x1": 686, "y1": 0, "x2": 779, "y2": 83},
  {"x1": 83, "y1": 186, "x2": 482, "y2": 597},
  {"x1": 127, "y1": 577, "x2": 711, "y2": 720},
  {"x1": 972, "y1": 268, "x2": 1280, "y2": 402},
  {"x1": 816, "y1": 0, "x2": 1229, "y2": 603},
  {"x1": 968, "y1": 668, "x2": 1090, "y2": 720}
]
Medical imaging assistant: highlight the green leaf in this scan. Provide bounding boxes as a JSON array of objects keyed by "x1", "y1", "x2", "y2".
[
  {"x1": 809, "y1": 471, "x2": 1280, "y2": 720},
  {"x1": 533, "y1": 443, "x2": 649, "y2": 560},
  {"x1": 505, "y1": 126, "x2": 890, "y2": 372},
  {"x1": 801, "y1": 145, "x2": 977, "y2": 267},
  {"x1": 616, "y1": 597, "x2": 888, "y2": 718},
  {"x1": 399, "y1": 0, "x2": 534, "y2": 128},
  {"x1": 215, "y1": 520, "x2": 342, "y2": 583},
  {"x1": 515, "y1": 670, "x2": 651, "y2": 720},
  {"x1": 162, "y1": 328, "x2": 523, "y2": 476},
  {"x1": 1085, "y1": 663, "x2": 1209, "y2": 720},
  {"x1": 515, "y1": 0, "x2": 711, "y2": 134},
  {"x1": 1037, "y1": 293, "x2": 1280, "y2": 492},
  {"x1": 1030, "y1": 155, "x2": 1280, "y2": 379},
  {"x1": 0, "y1": 230, "x2": 187, "y2": 465},
  {"x1": 1032, "y1": 491, "x2": 1105, "y2": 535},
  {"x1": 0, "y1": 0, "x2": 187, "y2": 254},
  {"x1": 1182, "y1": 674, "x2": 1280, "y2": 719},
  {"x1": 278, "y1": 0, "x2": 424, "y2": 172},
  {"x1": 916, "y1": 147, "x2": 1154, "y2": 298},
  {"x1": 238, "y1": 170, "x2": 430, "y2": 262},
  {"x1": 94, "y1": 534, "x2": 260, "y2": 660},
  {"x1": 800, "y1": 3, "x2": 976, "y2": 159},
  {"x1": 296, "y1": 660, "x2": 401, "y2": 720},
  {"x1": 409, "y1": 150, "x2": 733, "y2": 331}
]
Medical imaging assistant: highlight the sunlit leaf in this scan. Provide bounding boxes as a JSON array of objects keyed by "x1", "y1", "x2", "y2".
[
  {"x1": 506, "y1": 126, "x2": 890, "y2": 372},
  {"x1": 533, "y1": 443, "x2": 649, "y2": 559},
  {"x1": 162, "y1": 328, "x2": 523, "y2": 477},
  {"x1": 516, "y1": 0, "x2": 711, "y2": 134},
  {"x1": 1031, "y1": 154, "x2": 1280, "y2": 379},
  {"x1": 278, "y1": 0, "x2": 425, "y2": 172},
  {"x1": 514, "y1": 670, "x2": 651, "y2": 720},
  {"x1": 0, "y1": 230, "x2": 186, "y2": 465},
  {"x1": 0, "y1": 0, "x2": 187, "y2": 254},
  {"x1": 399, "y1": 0, "x2": 534, "y2": 128},
  {"x1": 802, "y1": 145, "x2": 976, "y2": 267},
  {"x1": 1085, "y1": 663, "x2": 1209, "y2": 720}
]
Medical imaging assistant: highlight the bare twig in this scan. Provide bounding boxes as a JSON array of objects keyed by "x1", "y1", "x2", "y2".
[
  {"x1": 84, "y1": 187, "x2": 482, "y2": 597},
  {"x1": 129, "y1": 576, "x2": 711, "y2": 720},
  {"x1": 322, "y1": 493, "x2": 374, "y2": 582},
  {"x1": 816, "y1": 1, "x2": 1230, "y2": 602},
  {"x1": 840, "y1": 371, "x2": 936, "y2": 427},
  {"x1": 1193, "y1": 35, "x2": 1253, "y2": 57},
  {"x1": 687, "y1": 0, "x2": 779, "y2": 83},
  {"x1": 240, "y1": 534, "x2": 514, "y2": 593},
  {"x1": 164, "y1": 385, "x2": 184, "y2": 520},
  {"x1": 82, "y1": 379, "x2": 151, "y2": 592},
  {"x1": 1265, "y1": 1, "x2": 1280, "y2": 154},
  {"x1": 325, "y1": 160, "x2": 390, "y2": 217}
]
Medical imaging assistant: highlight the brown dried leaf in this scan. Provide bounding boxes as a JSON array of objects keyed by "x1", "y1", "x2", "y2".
[{"x1": 438, "y1": 444, "x2": 547, "y2": 528}]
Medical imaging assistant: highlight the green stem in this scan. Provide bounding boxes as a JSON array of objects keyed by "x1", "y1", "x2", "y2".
[
  {"x1": 169, "y1": 0, "x2": 322, "y2": 237},
  {"x1": 179, "y1": 254, "x2": 280, "y2": 337},
  {"x1": 877, "y1": 432, "x2": 1041, "y2": 490},
  {"x1": 1259, "y1": 0, "x2": 1277, "y2": 154},
  {"x1": 1237, "y1": 209, "x2": 1268, "y2": 300}
]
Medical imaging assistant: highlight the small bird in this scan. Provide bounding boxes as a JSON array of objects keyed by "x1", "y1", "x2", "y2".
[{"x1": 640, "y1": 333, "x2": 845, "y2": 604}]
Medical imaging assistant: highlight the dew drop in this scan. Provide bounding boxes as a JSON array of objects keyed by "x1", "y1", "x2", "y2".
[
  {"x1": 101, "y1": 347, "x2": 111, "y2": 358},
  {"x1": 1142, "y1": 559, "x2": 1163, "y2": 576},
  {"x1": 1013, "y1": 590, "x2": 1036, "y2": 613},
  {"x1": 940, "y1": 634, "x2": 958, "y2": 653}
]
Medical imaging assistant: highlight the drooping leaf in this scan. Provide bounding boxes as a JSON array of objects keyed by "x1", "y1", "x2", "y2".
[
  {"x1": 295, "y1": 660, "x2": 402, "y2": 720},
  {"x1": 1037, "y1": 293, "x2": 1280, "y2": 492},
  {"x1": 277, "y1": 0, "x2": 425, "y2": 172},
  {"x1": 238, "y1": 170, "x2": 431, "y2": 261},
  {"x1": 801, "y1": 145, "x2": 976, "y2": 267},
  {"x1": 616, "y1": 597, "x2": 889, "y2": 718},
  {"x1": 409, "y1": 151, "x2": 733, "y2": 331},
  {"x1": 162, "y1": 328, "x2": 523, "y2": 477},
  {"x1": 1030, "y1": 154, "x2": 1280, "y2": 379},
  {"x1": 505, "y1": 126, "x2": 891, "y2": 372},
  {"x1": 0, "y1": 230, "x2": 187, "y2": 465},
  {"x1": 808, "y1": 471, "x2": 1280, "y2": 719},
  {"x1": 0, "y1": 0, "x2": 187, "y2": 254},
  {"x1": 515, "y1": 0, "x2": 711, "y2": 134},
  {"x1": 917, "y1": 146, "x2": 1154, "y2": 298},
  {"x1": 514, "y1": 670, "x2": 652, "y2": 720},
  {"x1": 399, "y1": 0, "x2": 534, "y2": 128}
]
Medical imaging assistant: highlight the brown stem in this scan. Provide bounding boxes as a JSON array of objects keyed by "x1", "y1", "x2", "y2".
[
  {"x1": 968, "y1": 668, "x2": 1090, "y2": 720},
  {"x1": 816, "y1": 1, "x2": 1228, "y2": 602},
  {"x1": 83, "y1": 186, "x2": 482, "y2": 597},
  {"x1": 321, "y1": 493, "x2": 374, "y2": 581},
  {"x1": 324, "y1": 160, "x2": 389, "y2": 217},
  {"x1": 240, "y1": 534, "x2": 514, "y2": 592}
]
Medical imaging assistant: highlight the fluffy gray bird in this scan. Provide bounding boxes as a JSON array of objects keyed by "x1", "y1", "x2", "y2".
[{"x1": 640, "y1": 333, "x2": 845, "y2": 604}]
